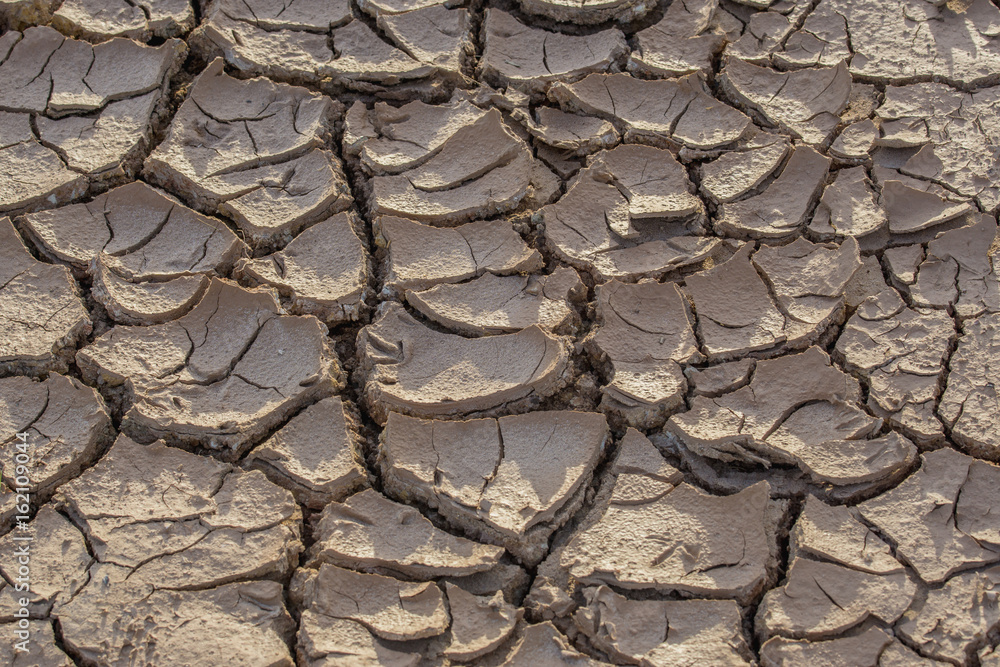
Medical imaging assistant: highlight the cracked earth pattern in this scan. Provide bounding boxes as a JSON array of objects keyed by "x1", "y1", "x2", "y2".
[{"x1": 1, "y1": 0, "x2": 1000, "y2": 665}]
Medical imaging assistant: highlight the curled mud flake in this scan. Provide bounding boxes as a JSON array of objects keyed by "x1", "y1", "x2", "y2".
[
  {"x1": 142, "y1": 59, "x2": 352, "y2": 250},
  {"x1": 478, "y1": 10, "x2": 626, "y2": 100},
  {"x1": 573, "y1": 585, "x2": 753, "y2": 665},
  {"x1": 939, "y1": 312, "x2": 1000, "y2": 460},
  {"x1": 406, "y1": 267, "x2": 583, "y2": 336},
  {"x1": 76, "y1": 278, "x2": 343, "y2": 457},
  {"x1": 559, "y1": 480, "x2": 785, "y2": 604},
  {"x1": 376, "y1": 215, "x2": 543, "y2": 295},
  {"x1": 720, "y1": 58, "x2": 851, "y2": 146},
  {"x1": 246, "y1": 396, "x2": 369, "y2": 509},
  {"x1": 836, "y1": 306, "x2": 955, "y2": 447},
  {"x1": 356, "y1": 302, "x2": 573, "y2": 425},
  {"x1": 0, "y1": 217, "x2": 91, "y2": 376},
  {"x1": 380, "y1": 410, "x2": 608, "y2": 566},
  {"x1": 584, "y1": 279, "x2": 701, "y2": 429},
  {"x1": 858, "y1": 448, "x2": 1000, "y2": 584},
  {"x1": 236, "y1": 211, "x2": 369, "y2": 325},
  {"x1": 307, "y1": 488, "x2": 504, "y2": 578}
]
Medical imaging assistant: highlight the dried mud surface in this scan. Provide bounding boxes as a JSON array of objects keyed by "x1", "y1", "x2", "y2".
[{"x1": 2, "y1": 0, "x2": 1000, "y2": 665}]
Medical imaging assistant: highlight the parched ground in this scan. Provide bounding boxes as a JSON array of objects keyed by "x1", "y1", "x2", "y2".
[{"x1": 2, "y1": 0, "x2": 1000, "y2": 665}]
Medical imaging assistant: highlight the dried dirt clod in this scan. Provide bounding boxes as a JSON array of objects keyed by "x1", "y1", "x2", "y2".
[
  {"x1": 573, "y1": 585, "x2": 752, "y2": 665},
  {"x1": 380, "y1": 410, "x2": 608, "y2": 566},
  {"x1": 143, "y1": 59, "x2": 351, "y2": 250},
  {"x1": 479, "y1": 10, "x2": 626, "y2": 99},
  {"x1": 59, "y1": 577, "x2": 296, "y2": 666},
  {"x1": 549, "y1": 72, "x2": 750, "y2": 151},
  {"x1": 940, "y1": 312, "x2": 1000, "y2": 460},
  {"x1": 443, "y1": 583, "x2": 521, "y2": 661},
  {"x1": 297, "y1": 611, "x2": 420, "y2": 667},
  {"x1": 503, "y1": 621, "x2": 602, "y2": 666},
  {"x1": 349, "y1": 95, "x2": 486, "y2": 174},
  {"x1": 19, "y1": 181, "x2": 246, "y2": 279},
  {"x1": 51, "y1": 0, "x2": 194, "y2": 41},
  {"x1": 584, "y1": 280, "x2": 701, "y2": 429},
  {"x1": 515, "y1": 0, "x2": 654, "y2": 25},
  {"x1": 308, "y1": 488, "x2": 504, "y2": 578},
  {"x1": 246, "y1": 396, "x2": 368, "y2": 509},
  {"x1": 541, "y1": 143, "x2": 719, "y2": 283},
  {"x1": 0, "y1": 374, "x2": 112, "y2": 498},
  {"x1": 292, "y1": 564, "x2": 449, "y2": 642},
  {"x1": 190, "y1": 0, "x2": 443, "y2": 91},
  {"x1": 0, "y1": 28, "x2": 183, "y2": 206},
  {"x1": 896, "y1": 566, "x2": 1000, "y2": 664},
  {"x1": 0, "y1": 217, "x2": 91, "y2": 376},
  {"x1": 699, "y1": 131, "x2": 790, "y2": 204},
  {"x1": 720, "y1": 58, "x2": 850, "y2": 145},
  {"x1": 831, "y1": 119, "x2": 879, "y2": 162},
  {"x1": 809, "y1": 166, "x2": 888, "y2": 249},
  {"x1": 0, "y1": 26, "x2": 181, "y2": 115},
  {"x1": 668, "y1": 346, "x2": 917, "y2": 490},
  {"x1": 367, "y1": 108, "x2": 534, "y2": 225},
  {"x1": 559, "y1": 480, "x2": 785, "y2": 604},
  {"x1": 714, "y1": 145, "x2": 831, "y2": 239},
  {"x1": 0, "y1": 620, "x2": 73, "y2": 666},
  {"x1": 821, "y1": 0, "x2": 1000, "y2": 88},
  {"x1": 90, "y1": 256, "x2": 209, "y2": 326},
  {"x1": 627, "y1": 0, "x2": 723, "y2": 78},
  {"x1": 0, "y1": 117, "x2": 87, "y2": 214},
  {"x1": 858, "y1": 448, "x2": 1000, "y2": 584},
  {"x1": 876, "y1": 83, "x2": 1000, "y2": 212},
  {"x1": 375, "y1": 215, "x2": 543, "y2": 295},
  {"x1": 356, "y1": 303, "x2": 573, "y2": 425},
  {"x1": 511, "y1": 106, "x2": 619, "y2": 155},
  {"x1": 723, "y1": 0, "x2": 814, "y2": 65},
  {"x1": 376, "y1": 3, "x2": 473, "y2": 74},
  {"x1": 836, "y1": 306, "x2": 955, "y2": 447},
  {"x1": 759, "y1": 626, "x2": 894, "y2": 667},
  {"x1": 775, "y1": 3, "x2": 851, "y2": 70},
  {"x1": 0, "y1": 507, "x2": 91, "y2": 617},
  {"x1": 790, "y1": 496, "x2": 902, "y2": 575},
  {"x1": 758, "y1": 501, "x2": 917, "y2": 640},
  {"x1": 906, "y1": 215, "x2": 1000, "y2": 319},
  {"x1": 881, "y1": 180, "x2": 975, "y2": 237},
  {"x1": 687, "y1": 358, "x2": 755, "y2": 398},
  {"x1": 76, "y1": 278, "x2": 343, "y2": 457},
  {"x1": 56, "y1": 434, "x2": 303, "y2": 589},
  {"x1": 685, "y1": 239, "x2": 859, "y2": 361},
  {"x1": 406, "y1": 267, "x2": 583, "y2": 336},
  {"x1": 235, "y1": 211, "x2": 370, "y2": 325}
]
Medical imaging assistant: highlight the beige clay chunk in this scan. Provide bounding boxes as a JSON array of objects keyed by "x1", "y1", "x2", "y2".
[
  {"x1": 0, "y1": 27, "x2": 183, "y2": 211},
  {"x1": 541, "y1": 143, "x2": 718, "y2": 282},
  {"x1": 51, "y1": 0, "x2": 195, "y2": 40},
  {"x1": 380, "y1": 410, "x2": 608, "y2": 565},
  {"x1": 0, "y1": 218, "x2": 90, "y2": 375},
  {"x1": 143, "y1": 59, "x2": 352, "y2": 249},
  {"x1": 550, "y1": 72, "x2": 750, "y2": 150},
  {"x1": 0, "y1": 374, "x2": 112, "y2": 498},
  {"x1": 246, "y1": 396, "x2": 368, "y2": 509},
  {"x1": 667, "y1": 347, "x2": 917, "y2": 491},
  {"x1": 76, "y1": 278, "x2": 343, "y2": 457},
  {"x1": 559, "y1": 479, "x2": 785, "y2": 604},
  {"x1": 356, "y1": 302, "x2": 572, "y2": 424},
  {"x1": 307, "y1": 488, "x2": 504, "y2": 578},
  {"x1": 479, "y1": 10, "x2": 626, "y2": 99},
  {"x1": 584, "y1": 280, "x2": 701, "y2": 428},
  {"x1": 405, "y1": 267, "x2": 583, "y2": 336},
  {"x1": 376, "y1": 215, "x2": 543, "y2": 294},
  {"x1": 940, "y1": 312, "x2": 1000, "y2": 460}
]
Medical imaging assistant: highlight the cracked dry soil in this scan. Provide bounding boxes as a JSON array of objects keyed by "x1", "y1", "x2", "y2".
[{"x1": 2, "y1": 0, "x2": 1000, "y2": 664}]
